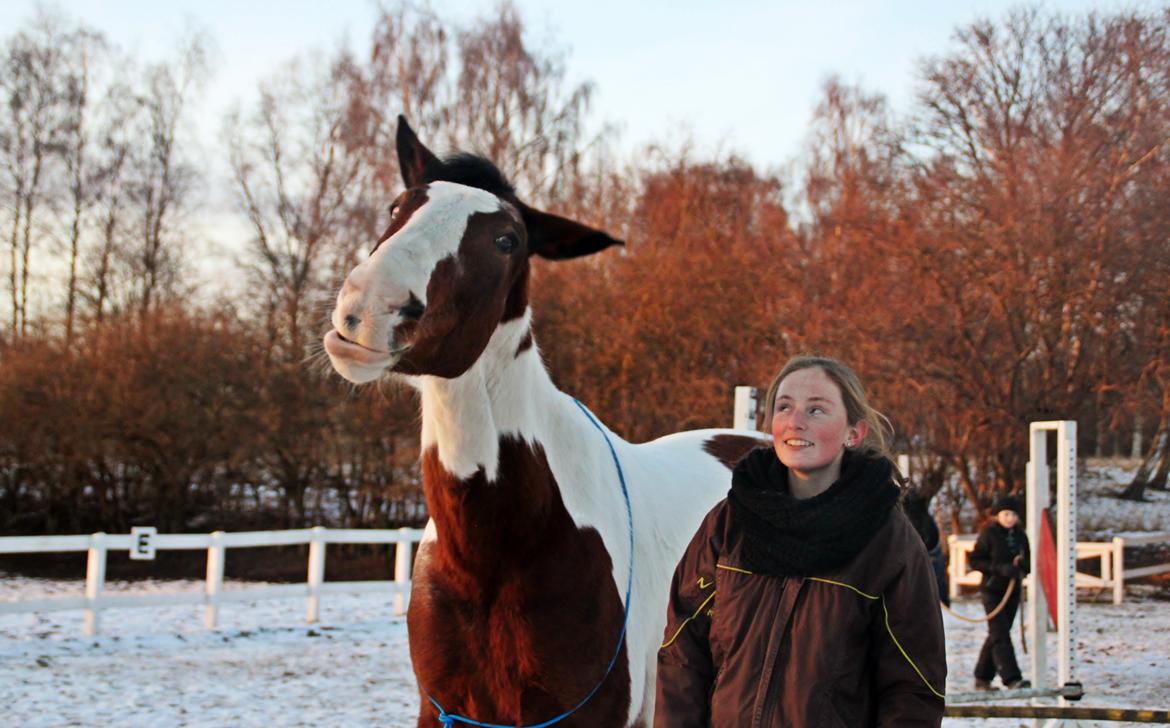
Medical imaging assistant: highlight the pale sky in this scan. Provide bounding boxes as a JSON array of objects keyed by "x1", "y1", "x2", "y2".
[
  {"x1": 1, "y1": 0, "x2": 1122, "y2": 299},
  {"x1": 3, "y1": 0, "x2": 1118, "y2": 170}
]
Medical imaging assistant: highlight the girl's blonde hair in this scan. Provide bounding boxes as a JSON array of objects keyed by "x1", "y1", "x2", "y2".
[{"x1": 761, "y1": 354, "x2": 894, "y2": 459}]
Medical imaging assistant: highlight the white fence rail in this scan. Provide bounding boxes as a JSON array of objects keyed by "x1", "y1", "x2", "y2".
[
  {"x1": 0, "y1": 526, "x2": 424, "y2": 635},
  {"x1": 947, "y1": 531, "x2": 1170, "y2": 604}
]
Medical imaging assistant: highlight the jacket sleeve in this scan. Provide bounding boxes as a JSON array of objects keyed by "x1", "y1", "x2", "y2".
[
  {"x1": 654, "y1": 507, "x2": 719, "y2": 728},
  {"x1": 1017, "y1": 529, "x2": 1031, "y2": 576},
  {"x1": 870, "y1": 524, "x2": 947, "y2": 727},
  {"x1": 922, "y1": 517, "x2": 940, "y2": 552},
  {"x1": 968, "y1": 526, "x2": 994, "y2": 575}
]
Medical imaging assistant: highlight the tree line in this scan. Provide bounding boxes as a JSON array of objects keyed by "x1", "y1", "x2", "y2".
[{"x1": 2, "y1": 3, "x2": 1168, "y2": 538}]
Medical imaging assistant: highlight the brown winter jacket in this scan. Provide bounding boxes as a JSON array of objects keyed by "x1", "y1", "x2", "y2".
[{"x1": 654, "y1": 498, "x2": 947, "y2": 727}]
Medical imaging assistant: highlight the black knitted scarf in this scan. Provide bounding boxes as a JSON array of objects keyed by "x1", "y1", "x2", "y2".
[{"x1": 727, "y1": 447, "x2": 901, "y2": 577}]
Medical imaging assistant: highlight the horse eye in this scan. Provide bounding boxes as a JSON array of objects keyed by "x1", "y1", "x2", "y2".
[
  {"x1": 387, "y1": 203, "x2": 399, "y2": 220},
  {"x1": 494, "y1": 233, "x2": 519, "y2": 254}
]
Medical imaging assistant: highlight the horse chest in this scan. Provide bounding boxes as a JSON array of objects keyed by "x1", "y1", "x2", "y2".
[{"x1": 408, "y1": 523, "x2": 631, "y2": 725}]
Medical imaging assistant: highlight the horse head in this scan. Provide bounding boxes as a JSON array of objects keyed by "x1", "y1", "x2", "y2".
[{"x1": 324, "y1": 116, "x2": 622, "y2": 383}]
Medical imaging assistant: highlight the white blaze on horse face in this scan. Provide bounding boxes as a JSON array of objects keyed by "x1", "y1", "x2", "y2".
[{"x1": 326, "y1": 182, "x2": 502, "y2": 383}]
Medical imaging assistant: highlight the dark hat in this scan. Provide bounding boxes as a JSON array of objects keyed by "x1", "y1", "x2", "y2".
[{"x1": 992, "y1": 496, "x2": 1022, "y2": 515}]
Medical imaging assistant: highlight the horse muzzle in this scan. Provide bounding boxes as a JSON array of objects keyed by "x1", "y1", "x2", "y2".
[{"x1": 323, "y1": 329, "x2": 404, "y2": 383}]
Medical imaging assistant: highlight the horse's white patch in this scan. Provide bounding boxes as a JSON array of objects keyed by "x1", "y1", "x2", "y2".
[
  {"x1": 422, "y1": 518, "x2": 438, "y2": 544},
  {"x1": 420, "y1": 366, "x2": 500, "y2": 482}
]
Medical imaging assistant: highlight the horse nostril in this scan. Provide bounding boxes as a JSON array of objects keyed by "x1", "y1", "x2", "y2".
[
  {"x1": 344, "y1": 315, "x2": 361, "y2": 331},
  {"x1": 399, "y1": 293, "x2": 425, "y2": 321}
]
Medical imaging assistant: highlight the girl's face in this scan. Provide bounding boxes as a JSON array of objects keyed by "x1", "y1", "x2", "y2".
[
  {"x1": 996, "y1": 509, "x2": 1020, "y2": 528},
  {"x1": 771, "y1": 367, "x2": 867, "y2": 477}
]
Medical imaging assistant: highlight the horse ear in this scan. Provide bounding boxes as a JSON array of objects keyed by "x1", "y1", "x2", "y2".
[
  {"x1": 396, "y1": 115, "x2": 441, "y2": 188},
  {"x1": 517, "y1": 202, "x2": 623, "y2": 260}
]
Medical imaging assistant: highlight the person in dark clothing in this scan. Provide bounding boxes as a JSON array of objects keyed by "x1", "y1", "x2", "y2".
[
  {"x1": 904, "y1": 490, "x2": 950, "y2": 606},
  {"x1": 968, "y1": 496, "x2": 1031, "y2": 690},
  {"x1": 654, "y1": 355, "x2": 946, "y2": 727}
]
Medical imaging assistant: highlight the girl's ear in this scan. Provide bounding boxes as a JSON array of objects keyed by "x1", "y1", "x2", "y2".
[
  {"x1": 847, "y1": 420, "x2": 869, "y2": 448},
  {"x1": 516, "y1": 201, "x2": 623, "y2": 260}
]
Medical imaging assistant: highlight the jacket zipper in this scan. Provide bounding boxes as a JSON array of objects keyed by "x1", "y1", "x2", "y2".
[{"x1": 753, "y1": 576, "x2": 805, "y2": 728}]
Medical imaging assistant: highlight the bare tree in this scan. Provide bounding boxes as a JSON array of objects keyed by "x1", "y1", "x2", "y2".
[
  {"x1": 226, "y1": 48, "x2": 368, "y2": 359},
  {"x1": 127, "y1": 30, "x2": 209, "y2": 316},
  {"x1": 446, "y1": 2, "x2": 595, "y2": 205},
  {"x1": 1121, "y1": 220, "x2": 1170, "y2": 498},
  {"x1": 359, "y1": 2, "x2": 606, "y2": 210},
  {"x1": 363, "y1": 2, "x2": 450, "y2": 199},
  {"x1": 0, "y1": 9, "x2": 71, "y2": 337},
  {"x1": 58, "y1": 28, "x2": 108, "y2": 341},
  {"x1": 84, "y1": 70, "x2": 137, "y2": 325},
  {"x1": 1123, "y1": 356, "x2": 1170, "y2": 499},
  {"x1": 904, "y1": 6, "x2": 1170, "y2": 504}
]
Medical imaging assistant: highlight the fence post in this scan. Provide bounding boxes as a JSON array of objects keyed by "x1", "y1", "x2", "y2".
[
  {"x1": 394, "y1": 527, "x2": 413, "y2": 615},
  {"x1": 1113, "y1": 536, "x2": 1125, "y2": 605},
  {"x1": 307, "y1": 526, "x2": 326, "y2": 623},
  {"x1": 205, "y1": 531, "x2": 225, "y2": 629},
  {"x1": 84, "y1": 532, "x2": 107, "y2": 636}
]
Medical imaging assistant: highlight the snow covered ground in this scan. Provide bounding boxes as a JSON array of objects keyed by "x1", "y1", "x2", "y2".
[
  {"x1": 1, "y1": 580, "x2": 418, "y2": 727},
  {"x1": 1078, "y1": 459, "x2": 1170, "y2": 537},
  {"x1": 2, "y1": 575, "x2": 1168, "y2": 727}
]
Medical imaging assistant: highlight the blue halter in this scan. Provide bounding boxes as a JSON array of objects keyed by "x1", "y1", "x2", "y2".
[{"x1": 425, "y1": 397, "x2": 635, "y2": 728}]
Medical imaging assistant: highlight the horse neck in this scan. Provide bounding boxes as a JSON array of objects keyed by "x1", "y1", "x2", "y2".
[
  {"x1": 418, "y1": 309, "x2": 553, "y2": 478},
  {"x1": 416, "y1": 308, "x2": 570, "y2": 565}
]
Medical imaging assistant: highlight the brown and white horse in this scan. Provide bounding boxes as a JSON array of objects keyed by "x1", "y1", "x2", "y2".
[{"x1": 324, "y1": 117, "x2": 764, "y2": 727}]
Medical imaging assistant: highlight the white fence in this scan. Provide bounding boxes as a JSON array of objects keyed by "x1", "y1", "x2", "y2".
[
  {"x1": 947, "y1": 531, "x2": 1170, "y2": 604},
  {"x1": 0, "y1": 526, "x2": 424, "y2": 635}
]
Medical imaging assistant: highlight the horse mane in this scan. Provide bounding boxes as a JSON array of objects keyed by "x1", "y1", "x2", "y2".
[{"x1": 421, "y1": 153, "x2": 516, "y2": 199}]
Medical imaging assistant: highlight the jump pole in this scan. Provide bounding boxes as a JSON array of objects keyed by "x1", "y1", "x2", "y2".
[
  {"x1": 1027, "y1": 420, "x2": 1078, "y2": 724},
  {"x1": 946, "y1": 705, "x2": 1170, "y2": 723}
]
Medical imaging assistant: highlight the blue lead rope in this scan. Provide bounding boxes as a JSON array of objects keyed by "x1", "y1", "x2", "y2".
[{"x1": 425, "y1": 397, "x2": 635, "y2": 728}]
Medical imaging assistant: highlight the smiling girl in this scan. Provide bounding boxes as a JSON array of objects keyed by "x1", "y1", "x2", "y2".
[{"x1": 654, "y1": 355, "x2": 946, "y2": 727}]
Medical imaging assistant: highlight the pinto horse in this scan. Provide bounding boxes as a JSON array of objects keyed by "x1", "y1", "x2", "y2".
[{"x1": 323, "y1": 117, "x2": 764, "y2": 727}]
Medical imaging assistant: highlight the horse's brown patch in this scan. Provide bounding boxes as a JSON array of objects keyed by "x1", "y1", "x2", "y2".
[
  {"x1": 515, "y1": 329, "x2": 533, "y2": 357},
  {"x1": 372, "y1": 187, "x2": 430, "y2": 254},
  {"x1": 703, "y1": 434, "x2": 768, "y2": 469},
  {"x1": 410, "y1": 437, "x2": 632, "y2": 726},
  {"x1": 392, "y1": 209, "x2": 526, "y2": 378},
  {"x1": 501, "y1": 261, "x2": 529, "y2": 323}
]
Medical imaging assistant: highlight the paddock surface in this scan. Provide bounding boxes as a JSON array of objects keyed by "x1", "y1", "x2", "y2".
[{"x1": 2, "y1": 573, "x2": 1167, "y2": 727}]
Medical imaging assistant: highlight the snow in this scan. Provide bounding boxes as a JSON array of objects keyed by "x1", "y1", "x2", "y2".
[
  {"x1": 1, "y1": 581, "x2": 418, "y2": 727},
  {"x1": 2, "y1": 575, "x2": 1168, "y2": 727},
  {"x1": 1078, "y1": 460, "x2": 1170, "y2": 537}
]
